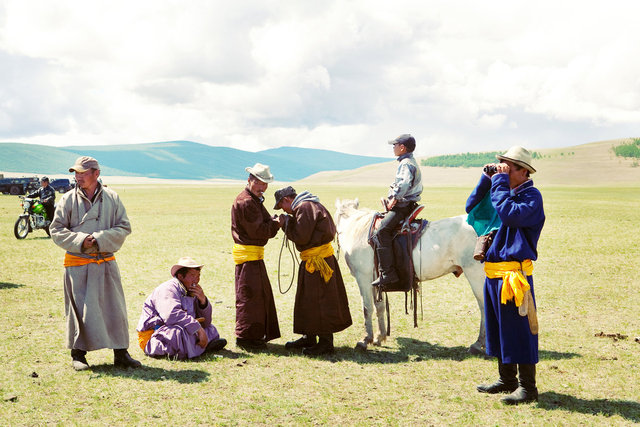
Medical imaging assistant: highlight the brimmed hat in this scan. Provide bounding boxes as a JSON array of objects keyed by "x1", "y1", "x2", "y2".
[
  {"x1": 245, "y1": 163, "x2": 274, "y2": 183},
  {"x1": 273, "y1": 186, "x2": 297, "y2": 210},
  {"x1": 496, "y1": 146, "x2": 536, "y2": 174},
  {"x1": 69, "y1": 156, "x2": 100, "y2": 173},
  {"x1": 388, "y1": 134, "x2": 416, "y2": 151},
  {"x1": 171, "y1": 256, "x2": 204, "y2": 277}
]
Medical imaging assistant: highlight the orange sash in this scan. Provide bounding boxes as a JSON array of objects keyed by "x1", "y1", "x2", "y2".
[
  {"x1": 137, "y1": 330, "x2": 154, "y2": 351},
  {"x1": 64, "y1": 252, "x2": 115, "y2": 267}
]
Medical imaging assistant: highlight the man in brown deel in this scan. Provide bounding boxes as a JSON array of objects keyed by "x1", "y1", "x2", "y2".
[
  {"x1": 231, "y1": 163, "x2": 281, "y2": 350},
  {"x1": 274, "y1": 186, "x2": 352, "y2": 356}
]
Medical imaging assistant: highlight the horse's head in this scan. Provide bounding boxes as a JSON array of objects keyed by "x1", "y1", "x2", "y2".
[{"x1": 334, "y1": 198, "x2": 359, "y2": 220}]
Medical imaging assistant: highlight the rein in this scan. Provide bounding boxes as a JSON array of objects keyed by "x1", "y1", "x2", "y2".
[{"x1": 277, "y1": 219, "x2": 298, "y2": 294}]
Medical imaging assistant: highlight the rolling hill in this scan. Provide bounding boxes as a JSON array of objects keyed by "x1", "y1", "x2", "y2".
[
  {"x1": 300, "y1": 138, "x2": 640, "y2": 187},
  {"x1": 0, "y1": 141, "x2": 389, "y2": 181}
]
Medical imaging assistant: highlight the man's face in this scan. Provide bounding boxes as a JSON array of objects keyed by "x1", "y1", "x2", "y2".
[
  {"x1": 248, "y1": 177, "x2": 268, "y2": 198},
  {"x1": 41, "y1": 180, "x2": 49, "y2": 188},
  {"x1": 393, "y1": 143, "x2": 405, "y2": 156},
  {"x1": 281, "y1": 197, "x2": 293, "y2": 214},
  {"x1": 500, "y1": 160, "x2": 528, "y2": 189},
  {"x1": 180, "y1": 268, "x2": 201, "y2": 287},
  {"x1": 75, "y1": 169, "x2": 100, "y2": 190}
]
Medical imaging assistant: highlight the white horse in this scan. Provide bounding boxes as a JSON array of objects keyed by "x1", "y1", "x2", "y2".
[{"x1": 334, "y1": 198, "x2": 486, "y2": 354}]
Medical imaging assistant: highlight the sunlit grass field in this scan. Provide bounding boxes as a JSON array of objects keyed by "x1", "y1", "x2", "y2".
[{"x1": 1, "y1": 184, "x2": 639, "y2": 425}]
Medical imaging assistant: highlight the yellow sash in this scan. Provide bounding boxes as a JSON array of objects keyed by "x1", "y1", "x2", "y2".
[
  {"x1": 484, "y1": 260, "x2": 534, "y2": 307},
  {"x1": 300, "y1": 242, "x2": 334, "y2": 283},
  {"x1": 137, "y1": 330, "x2": 154, "y2": 351},
  {"x1": 64, "y1": 252, "x2": 115, "y2": 267},
  {"x1": 232, "y1": 244, "x2": 264, "y2": 265}
]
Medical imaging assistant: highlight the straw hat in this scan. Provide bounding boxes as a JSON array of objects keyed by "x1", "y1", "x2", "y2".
[
  {"x1": 171, "y1": 256, "x2": 204, "y2": 277},
  {"x1": 496, "y1": 146, "x2": 536, "y2": 174},
  {"x1": 245, "y1": 163, "x2": 274, "y2": 183}
]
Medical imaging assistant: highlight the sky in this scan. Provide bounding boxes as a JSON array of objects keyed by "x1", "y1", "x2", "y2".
[{"x1": 1, "y1": 1, "x2": 639, "y2": 158}]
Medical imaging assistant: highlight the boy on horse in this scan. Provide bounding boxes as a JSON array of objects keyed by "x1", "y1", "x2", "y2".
[{"x1": 371, "y1": 134, "x2": 423, "y2": 288}]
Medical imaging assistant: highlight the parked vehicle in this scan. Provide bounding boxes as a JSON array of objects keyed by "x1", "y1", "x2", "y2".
[
  {"x1": 14, "y1": 196, "x2": 51, "y2": 239},
  {"x1": 0, "y1": 176, "x2": 40, "y2": 195},
  {"x1": 50, "y1": 178, "x2": 74, "y2": 193}
]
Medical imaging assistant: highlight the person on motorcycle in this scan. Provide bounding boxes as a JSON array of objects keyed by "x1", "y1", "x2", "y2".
[{"x1": 27, "y1": 176, "x2": 56, "y2": 222}]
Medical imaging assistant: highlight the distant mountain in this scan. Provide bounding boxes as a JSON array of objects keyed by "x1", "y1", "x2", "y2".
[{"x1": 0, "y1": 141, "x2": 389, "y2": 181}]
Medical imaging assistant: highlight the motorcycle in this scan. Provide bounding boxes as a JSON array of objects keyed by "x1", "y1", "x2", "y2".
[{"x1": 14, "y1": 196, "x2": 51, "y2": 239}]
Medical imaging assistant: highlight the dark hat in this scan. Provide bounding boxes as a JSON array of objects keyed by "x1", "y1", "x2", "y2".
[
  {"x1": 273, "y1": 186, "x2": 297, "y2": 210},
  {"x1": 41, "y1": 176, "x2": 49, "y2": 182},
  {"x1": 388, "y1": 134, "x2": 416, "y2": 151}
]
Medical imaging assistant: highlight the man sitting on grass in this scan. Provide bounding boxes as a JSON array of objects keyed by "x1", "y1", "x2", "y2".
[{"x1": 137, "y1": 257, "x2": 227, "y2": 359}]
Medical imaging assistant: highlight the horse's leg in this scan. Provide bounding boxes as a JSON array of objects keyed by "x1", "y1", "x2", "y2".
[
  {"x1": 463, "y1": 261, "x2": 487, "y2": 355},
  {"x1": 354, "y1": 272, "x2": 375, "y2": 351},
  {"x1": 372, "y1": 290, "x2": 387, "y2": 346}
]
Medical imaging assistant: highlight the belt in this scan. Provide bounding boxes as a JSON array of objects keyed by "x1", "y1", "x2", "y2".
[
  {"x1": 232, "y1": 244, "x2": 264, "y2": 265},
  {"x1": 300, "y1": 242, "x2": 334, "y2": 283},
  {"x1": 64, "y1": 252, "x2": 115, "y2": 267},
  {"x1": 484, "y1": 260, "x2": 533, "y2": 307}
]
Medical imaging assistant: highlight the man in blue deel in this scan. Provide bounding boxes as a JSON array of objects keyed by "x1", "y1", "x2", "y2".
[{"x1": 466, "y1": 146, "x2": 545, "y2": 405}]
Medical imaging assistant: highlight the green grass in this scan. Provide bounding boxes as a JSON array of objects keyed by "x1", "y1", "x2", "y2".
[
  {"x1": 1, "y1": 184, "x2": 639, "y2": 425},
  {"x1": 612, "y1": 138, "x2": 640, "y2": 159}
]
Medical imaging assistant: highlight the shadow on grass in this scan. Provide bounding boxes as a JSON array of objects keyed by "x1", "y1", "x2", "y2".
[
  {"x1": 0, "y1": 282, "x2": 24, "y2": 289},
  {"x1": 90, "y1": 364, "x2": 209, "y2": 383},
  {"x1": 539, "y1": 391, "x2": 640, "y2": 423}
]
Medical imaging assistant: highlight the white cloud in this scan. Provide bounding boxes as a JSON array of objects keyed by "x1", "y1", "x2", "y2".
[{"x1": 1, "y1": 0, "x2": 639, "y2": 157}]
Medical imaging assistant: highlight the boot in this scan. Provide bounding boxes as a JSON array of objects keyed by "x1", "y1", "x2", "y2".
[
  {"x1": 285, "y1": 335, "x2": 317, "y2": 350},
  {"x1": 205, "y1": 338, "x2": 227, "y2": 353},
  {"x1": 371, "y1": 248, "x2": 399, "y2": 287},
  {"x1": 477, "y1": 360, "x2": 518, "y2": 394},
  {"x1": 113, "y1": 349, "x2": 142, "y2": 369},
  {"x1": 71, "y1": 349, "x2": 90, "y2": 371},
  {"x1": 303, "y1": 334, "x2": 334, "y2": 356},
  {"x1": 502, "y1": 364, "x2": 538, "y2": 405},
  {"x1": 236, "y1": 338, "x2": 267, "y2": 350}
]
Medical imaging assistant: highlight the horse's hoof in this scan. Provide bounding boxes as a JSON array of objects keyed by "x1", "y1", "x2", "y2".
[
  {"x1": 355, "y1": 341, "x2": 368, "y2": 351},
  {"x1": 372, "y1": 336, "x2": 386, "y2": 346}
]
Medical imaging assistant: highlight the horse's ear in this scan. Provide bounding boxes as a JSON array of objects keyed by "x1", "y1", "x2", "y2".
[
  {"x1": 354, "y1": 197, "x2": 359, "y2": 208},
  {"x1": 335, "y1": 198, "x2": 341, "y2": 208}
]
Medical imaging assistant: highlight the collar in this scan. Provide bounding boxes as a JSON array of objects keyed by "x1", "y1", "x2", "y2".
[
  {"x1": 397, "y1": 153, "x2": 413, "y2": 162},
  {"x1": 511, "y1": 179, "x2": 534, "y2": 196},
  {"x1": 245, "y1": 187, "x2": 264, "y2": 204}
]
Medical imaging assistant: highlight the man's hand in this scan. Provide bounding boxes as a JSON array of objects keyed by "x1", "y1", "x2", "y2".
[
  {"x1": 82, "y1": 235, "x2": 97, "y2": 249},
  {"x1": 278, "y1": 214, "x2": 289, "y2": 228},
  {"x1": 387, "y1": 198, "x2": 397, "y2": 210},
  {"x1": 496, "y1": 163, "x2": 510, "y2": 174},
  {"x1": 187, "y1": 283, "x2": 207, "y2": 306},
  {"x1": 195, "y1": 327, "x2": 208, "y2": 349}
]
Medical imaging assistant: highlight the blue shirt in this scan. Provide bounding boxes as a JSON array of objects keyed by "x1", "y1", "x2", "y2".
[{"x1": 482, "y1": 173, "x2": 545, "y2": 263}]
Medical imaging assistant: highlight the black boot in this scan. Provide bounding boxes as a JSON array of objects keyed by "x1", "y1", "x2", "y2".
[
  {"x1": 285, "y1": 335, "x2": 317, "y2": 350},
  {"x1": 71, "y1": 349, "x2": 89, "y2": 371},
  {"x1": 502, "y1": 364, "x2": 538, "y2": 405},
  {"x1": 205, "y1": 338, "x2": 227, "y2": 353},
  {"x1": 113, "y1": 349, "x2": 142, "y2": 369},
  {"x1": 371, "y1": 248, "x2": 399, "y2": 287},
  {"x1": 303, "y1": 334, "x2": 334, "y2": 356},
  {"x1": 477, "y1": 360, "x2": 518, "y2": 394}
]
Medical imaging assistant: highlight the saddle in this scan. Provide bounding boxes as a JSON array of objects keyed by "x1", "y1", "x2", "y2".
[{"x1": 367, "y1": 204, "x2": 429, "y2": 293}]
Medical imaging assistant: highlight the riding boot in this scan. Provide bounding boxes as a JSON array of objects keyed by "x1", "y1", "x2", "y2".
[
  {"x1": 477, "y1": 360, "x2": 518, "y2": 394},
  {"x1": 371, "y1": 247, "x2": 399, "y2": 287},
  {"x1": 285, "y1": 334, "x2": 317, "y2": 350},
  {"x1": 302, "y1": 334, "x2": 334, "y2": 356},
  {"x1": 113, "y1": 349, "x2": 142, "y2": 369},
  {"x1": 501, "y1": 364, "x2": 538, "y2": 405},
  {"x1": 71, "y1": 349, "x2": 90, "y2": 371}
]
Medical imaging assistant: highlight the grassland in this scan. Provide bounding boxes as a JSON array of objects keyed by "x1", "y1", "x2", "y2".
[{"x1": 0, "y1": 183, "x2": 639, "y2": 426}]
